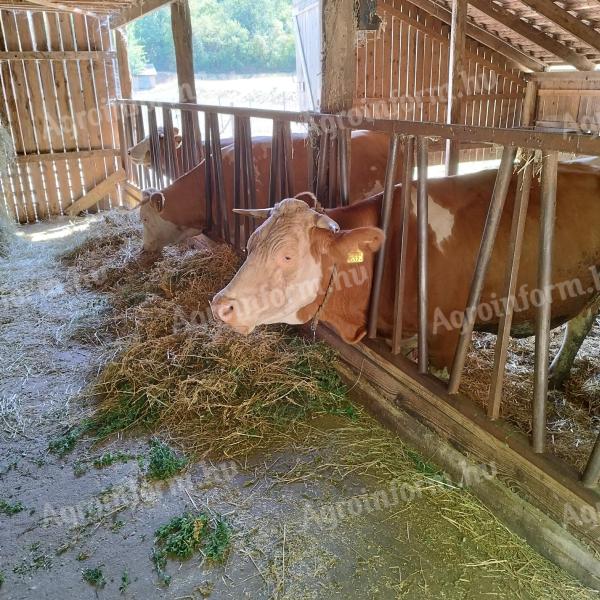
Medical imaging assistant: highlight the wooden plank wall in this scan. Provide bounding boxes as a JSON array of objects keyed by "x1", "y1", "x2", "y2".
[
  {"x1": 0, "y1": 9, "x2": 121, "y2": 222},
  {"x1": 533, "y1": 72, "x2": 600, "y2": 134},
  {"x1": 355, "y1": 0, "x2": 527, "y2": 165}
]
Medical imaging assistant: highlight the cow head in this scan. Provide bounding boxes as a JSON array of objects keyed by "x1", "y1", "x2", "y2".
[
  {"x1": 127, "y1": 127, "x2": 183, "y2": 167},
  {"x1": 139, "y1": 188, "x2": 199, "y2": 253},
  {"x1": 210, "y1": 198, "x2": 384, "y2": 341}
]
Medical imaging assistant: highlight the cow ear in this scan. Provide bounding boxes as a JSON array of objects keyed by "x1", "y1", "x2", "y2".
[{"x1": 332, "y1": 227, "x2": 385, "y2": 261}]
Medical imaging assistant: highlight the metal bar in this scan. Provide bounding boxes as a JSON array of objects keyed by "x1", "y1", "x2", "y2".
[
  {"x1": 116, "y1": 103, "x2": 127, "y2": 173},
  {"x1": 281, "y1": 121, "x2": 294, "y2": 198},
  {"x1": 114, "y1": 99, "x2": 600, "y2": 156},
  {"x1": 233, "y1": 116, "x2": 242, "y2": 252},
  {"x1": 269, "y1": 120, "x2": 282, "y2": 207},
  {"x1": 488, "y1": 158, "x2": 533, "y2": 419},
  {"x1": 533, "y1": 150, "x2": 558, "y2": 454},
  {"x1": 392, "y1": 136, "x2": 415, "y2": 355},
  {"x1": 162, "y1": 106, "x2": 176, "y2": 182},
  {"x1": 328, "y1": 130, "x2": 339, "y2": 208},
  {"x1": 316, "y1": 130, "x2": 331, "y2": 207},
  {"x1": 448, "y1": 145, "x2": 517, "y2": 393},
  {"x1": 582, "y1": 435, "x2": 600, "y2": 487},
  {"x1": 338, "y1": 128, "x2": 350, "y2": 207},
  {"x1": 134, "y1": 106, "x2": 148, "y2": 189},
  {"x1": 368, "y1": 134, "x2": 401, "y2": 339},
  {"x1": 209, "y1": 113, "x2": 228, "y2": 243},
  {"x1": 242, "y1": 117, "x2": 257, "y2": 242},
  {"x1": 203, "y1": 112, "x2": 213, "y2": 234},
  {"x1": 147, "y1": 106, "x2": 163, "y2": 189},
  {"x1": 417, "y1": 137, "x2": 429, "y2": 374}
]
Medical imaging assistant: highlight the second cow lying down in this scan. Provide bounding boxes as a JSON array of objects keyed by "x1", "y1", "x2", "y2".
[
  {"x1": 211, "y1": 164, "x2": 600, "y2": 385},
  {"x1": 135, "y1": 131, "x2": 393, "y2": 253}
]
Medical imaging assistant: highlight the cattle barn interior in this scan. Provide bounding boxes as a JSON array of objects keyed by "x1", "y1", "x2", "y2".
[{"x1": 2, "y1": 0, "x2": 600, "y2": 595}]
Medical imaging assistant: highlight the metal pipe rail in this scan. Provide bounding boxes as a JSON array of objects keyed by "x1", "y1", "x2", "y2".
[{"x1": 115, "y1": 97, "x2": 600, "y2": 489}]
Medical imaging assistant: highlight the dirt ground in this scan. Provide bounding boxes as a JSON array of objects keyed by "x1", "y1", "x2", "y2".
[{"x1": 0, "y1": 216, "x2": 598, "y2": 600}]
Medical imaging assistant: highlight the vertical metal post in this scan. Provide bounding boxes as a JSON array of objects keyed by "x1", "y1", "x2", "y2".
[
  {"x1": 281, "y1": 120, "x2": 295, "y2": 198},
  {"x1": 582, "y1": 435, "x2": 600, "y2": 488},
  {"x1": 488, "y1": 157, "x2": 533, "y2": 419},
  {"x1": 338, "y1": 128, "x2": 350, "y2": 207},
  {"x1": 162, "y1": 107, "x2": 177, "y2": 182},
  {"x1": 233, "y1": 116, "x2": 242, "y2": 252},
  {"x1": 147, "y1": 106, "x2": 163, "y2": 189},
  {"x1": 269, "y1": 120, "x2": 282, "y2": 206},
  {"x1": 316, "y1": 129, "x2": 331, "y2": 206},
  {"x1": 242, "y1": 117, "x2": 257, "y2": 241},
  {"x1": 417, "y1": 136, "x2": 429, "y2": 373},
  {"x1": 533, "y1": 150, "x2": 558, "y2": 454},
  {"x1": 448, "y1": 145, "x2": 517, "y2": 393},
  {"x1": 368, "y1": 134, "x2": 401, "y2": 339},
  {"x1": 208, "y1": 112, "x2": 228, "y2": 243},
  {"x1": 203, "y1": 112, "x2": 214, "y2": 235},
  {"x1": 392, "y1": 136, "x2": 415, "y2": 355}
]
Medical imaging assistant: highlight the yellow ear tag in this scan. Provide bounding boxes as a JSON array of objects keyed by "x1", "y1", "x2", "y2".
[{"x1": 347, "y1": 249, "x2": 364, "y2": 264}]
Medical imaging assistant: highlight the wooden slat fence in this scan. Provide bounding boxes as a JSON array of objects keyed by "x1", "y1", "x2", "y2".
[{"x1": 0, "y1": 9, "x2": 121, "y2": 222}]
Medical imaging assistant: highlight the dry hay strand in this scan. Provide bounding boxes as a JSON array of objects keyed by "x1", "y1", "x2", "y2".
[
  {"x1": 75, "y1": 229, "x2": 351, "y2": 459},
  {"x1": 60, "y1": 211, "x2": 145, "y2": 290},
  {"x1": 462, "y1": 330, "x2": 600, "y2": 471},
  {"x1": 88, "y1": 323, "x2": 350, "y2": 459}
]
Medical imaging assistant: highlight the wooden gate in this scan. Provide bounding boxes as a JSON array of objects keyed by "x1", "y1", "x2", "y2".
[{"x1": 0, "y1": 9, "x2": 122, "y2": 223}]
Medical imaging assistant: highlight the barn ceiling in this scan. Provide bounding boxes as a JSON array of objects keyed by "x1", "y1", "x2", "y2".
[{"x1": 433, "y1": 0, "x2": 600, "y2": 69}]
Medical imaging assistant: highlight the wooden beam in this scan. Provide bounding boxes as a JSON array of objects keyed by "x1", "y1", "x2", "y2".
[
  {"x1": 110, "y1": 0, "x2": 175, "y2": 29},
  {"x1": 407, "y1": 0, "x2": 545, "y2": 72},
  {"x1": 521, "y1": 79, "x2": 538, "y2": 125},
  {"x1": 171, "y1": 0, "x2": 196, "y2": 103},
  {"x1": 20, "y1": 0, "x2": 97, "y2": 17},
  {"x1": 15, "y1": 149, "x2": 120, "y2": 163},
  {"x1": 0, "y1": 50, "x2": 116, "y2": 61},
  {"x1": 469, "y1": 0, "x2": 595, "y2": 71},
  {"x1": 320, "y1": 0, "x2": 357, "y2": 112},
  {"x1": 446, "y1": 0, "x2": 467, "y2": 176},
  {"x1": 115, "y1": 29, "x2": 132, "y2": 99},
  {"x1": 65, "y1": 169, "x2": 126, "y2": 216},
  {"x1": 521, "y1": 0, "x2": 600, "y2": 54}
]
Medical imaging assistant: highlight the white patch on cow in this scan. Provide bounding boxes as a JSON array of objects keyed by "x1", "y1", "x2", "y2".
[
  {"x1": 369, "y1": 165, "x2": 377, "y2": 172},
  {"x1": 410, "y1": 189, "x2": 455, "y2": 250}
]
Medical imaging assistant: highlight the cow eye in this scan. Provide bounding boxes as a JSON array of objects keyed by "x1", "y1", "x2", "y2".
[{"x1": 284, "y1": 256, "x2": 292, "y2": 261}]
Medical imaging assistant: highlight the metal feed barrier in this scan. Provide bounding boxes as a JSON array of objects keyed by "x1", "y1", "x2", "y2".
[{"x1": 115, "y1": 97, "x2": 600, "y2": 559}]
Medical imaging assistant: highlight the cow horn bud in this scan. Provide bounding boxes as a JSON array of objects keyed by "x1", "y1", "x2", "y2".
[
  {"x1": 232, "y1": 208, "x2": 272, "y2": 219},
  {"x1": 316, "y1": 214, "x2": 340, "y2": 233}
]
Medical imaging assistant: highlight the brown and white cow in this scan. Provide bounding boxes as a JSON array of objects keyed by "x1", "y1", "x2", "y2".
[
  {"x1": 211, "y1": 165, "x2": 600, "y2": 384},
  {"x1": 134, "y1": 131, "x2": 392, "y2": 253}
]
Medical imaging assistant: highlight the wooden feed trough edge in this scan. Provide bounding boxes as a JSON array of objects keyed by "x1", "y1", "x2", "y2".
[{"x1": 316, "y1": 324, "x2": 600, "y2": 590}]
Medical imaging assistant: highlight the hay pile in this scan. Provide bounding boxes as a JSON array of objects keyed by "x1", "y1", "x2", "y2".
[
  {"x1": 66, "y1": 215, "x2": 351, "y2": 459},
  {"x1": 0, "y1": 210, "x2": 15, "y2": 258},
  {"x1": 60, "y1": 211, "x2": 145, "y2": 290},
  {"x1": 463, "y1": 330, "x2": 600, "y2": 471}
]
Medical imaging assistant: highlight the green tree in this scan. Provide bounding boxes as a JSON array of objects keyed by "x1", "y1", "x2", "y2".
[
  {"x1": 126, "y1": 28, "x2": 148, "y2": 75},
  {"x1": 129, "y1": 0, "x2": 295, "y2": 75}
]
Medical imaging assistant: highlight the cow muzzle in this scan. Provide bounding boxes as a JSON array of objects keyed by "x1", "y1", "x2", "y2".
[{"x1": 210, "y1": 294, "x2": 254, "y2": 335}]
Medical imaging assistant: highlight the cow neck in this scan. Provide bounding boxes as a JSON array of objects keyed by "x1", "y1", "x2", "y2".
[{"x1": 310, "y1": 263, "x2": 338, "y2": 336}]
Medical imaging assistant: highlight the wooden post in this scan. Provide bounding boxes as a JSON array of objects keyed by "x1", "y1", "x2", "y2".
[
  {"x1": 171, "y1": 0, "x2": 197, "y2": 103},
  {"x1": 320, "y1": 0, "x2": 356, "y2": 113},
  {"x1": 445, "y1": 0, "x2": 467, "y2": 176},
  {"x1": 521, "y1": 79, "x2": 538, "y2": 127},
  {"x1": 115, "y1": 28, "x2": 132, "y2": 99}
]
